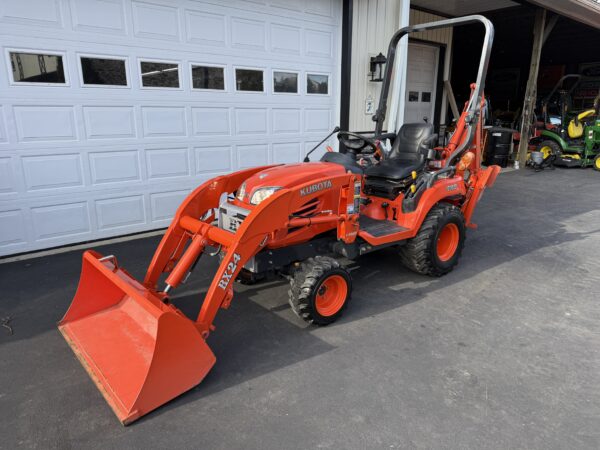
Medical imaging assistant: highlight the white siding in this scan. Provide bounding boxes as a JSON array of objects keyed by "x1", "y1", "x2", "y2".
[{"x1": 349, "y1": 3, "x2": 452, "y2": 131}]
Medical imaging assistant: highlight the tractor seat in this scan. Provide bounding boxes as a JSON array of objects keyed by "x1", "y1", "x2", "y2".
[
  {"x1": 365, "y1": 123, "x2": 434, "y2": 180},
  {"x1": 567, "y1": 109, "x2": 595, "y2": 139}
]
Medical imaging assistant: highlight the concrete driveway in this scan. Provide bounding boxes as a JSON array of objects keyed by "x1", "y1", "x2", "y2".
[{"x1": 1, "y1": 168, "x2": 599, "y2": 449}]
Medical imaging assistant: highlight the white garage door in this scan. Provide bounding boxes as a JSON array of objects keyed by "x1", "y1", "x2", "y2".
[
  {"x1": 0, "y1": 0, "x2": 341, "y2": 256},
  {"x1": 404, "y1": 43, "x2": 438, "y2": 124}
]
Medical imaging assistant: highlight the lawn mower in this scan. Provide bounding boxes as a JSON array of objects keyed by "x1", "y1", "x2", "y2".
[
  {"x1": 58, "y1": 15, "x2": 499, "y2": 425},
  {"x1": 517, "y1": 74, "x2": 579, "y2": 156},
  {"x1": 534, "y1": 92, "x2": 600, "y2": 170}
]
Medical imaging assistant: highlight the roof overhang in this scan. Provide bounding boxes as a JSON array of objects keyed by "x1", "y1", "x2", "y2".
[
  {"x1": 411, "y1": 0, "x2": 600, "y2": 30},
  {"x1": 527, "y1": 0, "x2": 600, "y2": 29}
]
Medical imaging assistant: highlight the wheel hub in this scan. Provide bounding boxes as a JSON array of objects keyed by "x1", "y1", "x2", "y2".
[
  {"x1": 436, "y1": 223, "x2": 460, "y2": 262},
  {"x1": 315, "y1": 275, "x2": 348, "y2": 317}
]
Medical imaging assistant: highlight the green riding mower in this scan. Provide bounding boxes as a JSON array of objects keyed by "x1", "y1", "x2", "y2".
[{"x1": 534, "y1": 93, "x2": 600, "y2": 171}]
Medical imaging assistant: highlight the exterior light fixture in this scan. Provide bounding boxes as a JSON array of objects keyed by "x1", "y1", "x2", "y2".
[{"x1": 369, "y1": 52, "x2": 387, "y2": 82}]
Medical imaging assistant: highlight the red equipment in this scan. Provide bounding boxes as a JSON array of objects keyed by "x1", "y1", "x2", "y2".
[{"x1": 59, "y1": 15, "x2": 499, "y2": 424}]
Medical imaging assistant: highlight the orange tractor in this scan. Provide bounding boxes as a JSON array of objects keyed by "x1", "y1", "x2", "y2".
[{"x1": 59, "y1": 16, "x2": 498, "y2": 424}]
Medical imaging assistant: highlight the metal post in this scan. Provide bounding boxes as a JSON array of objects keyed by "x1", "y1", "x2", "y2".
[{"x1": 517, "y1": 8, "x2": 546, "y2": 168}]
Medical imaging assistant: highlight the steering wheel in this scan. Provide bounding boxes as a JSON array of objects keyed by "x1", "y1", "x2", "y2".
[{"x1": 337, "y1": 131, "x2": 379, "y2": 154}]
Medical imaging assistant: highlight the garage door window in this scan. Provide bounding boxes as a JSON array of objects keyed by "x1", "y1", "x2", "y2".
[
  {"x1": 191, "y1": 64, "x2": 225, "y2": 90},
  {"x1": 80, "y1": 56, "x2": 127, "y2": 87},
  {"x1": 140, "y1": 61, "x2": 179, "y2": 88},
  {"x1": 9, "y1": 51, "x2": 66, "y2": 84},
  {"x1": 273, "y1": 71, "x2": 298, "y2": 93},
  {"x1": 307, "y1": 73, "x2": 329, "y2": 95},
  {"x1": 235, "y1": 68, "x2": 264, "y2": 92}
]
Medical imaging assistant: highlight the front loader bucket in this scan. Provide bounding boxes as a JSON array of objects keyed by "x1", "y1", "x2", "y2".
[{"x1": 58, "y1": 250, "x2": 216, "y2": 425}]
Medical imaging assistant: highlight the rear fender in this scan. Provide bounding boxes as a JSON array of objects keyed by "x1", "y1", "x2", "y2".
[
  {"x1": 539, "y1": 130, "x2": 567, "y2": 149},
  {"x1": 398, "y1": 176, "x2": 466, "y2": 232}
]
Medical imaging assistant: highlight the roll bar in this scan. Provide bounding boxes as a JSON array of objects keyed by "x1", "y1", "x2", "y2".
[
  {"x1": 372, "y1": 15, "x2": 494, "y2": 167},
  {"x1": 542, "y1": 74, "x2": 582, "y2": 105}
]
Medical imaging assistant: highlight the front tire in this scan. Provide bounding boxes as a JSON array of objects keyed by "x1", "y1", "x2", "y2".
[
  {"x1": 399, "y1": 203, "x2": 466, "y2": 277},
  {"x1": 536, "y1": 139, "x2": 561, "y2": 161},
  {"x1": 593, "y1": 155, "x2": 600, "y2": 172},
  {"x1": 288, "y1": 256, "x2": 352, "y2": 326}
]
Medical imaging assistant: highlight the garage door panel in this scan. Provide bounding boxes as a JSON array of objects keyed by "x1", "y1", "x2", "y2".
[
  {"x1": 270, "y1": 23, "x2": 301, "y2": 55},
  {"x1": 231, "y1": 17, "x2": 267, "y2": 51},
  {"x1": 195, "y1": 146, "x2": 232, "y2": 173},
  {"x1": 0, "y1": 157, "x2": 16, "y2": 194},
  {"x1": 185, "y1": 10, "x2": 227, "y2": 46},
  {"x1": 141, "y1": 107, "x2": 187, "y2": 137},
  {"x1": 95, "y1": 195, "x2": 145, "y2": 230},
  {"x1": 31, "y1": 201, "x2": 90, "y2": 240},
  {"x1": 22, "y1": 154, "x2": 84, "y2": 191},
  {"x1": 150, "y1": 189, "x2": 190, "y2": 222},
  {"x1": 83, "y1": 106, "x2": 137, "y2": 139},
  {"x1": 192, "y1": 107, "x2": 231, "y2": 136},
  {"x1": 305, "y1": 0, "x2": 334, "y2": 18},
  {"x1": 273, "y1": 142, "x2": 300, "y2": 163},
  {"x1": 0, "y1": 209, "x2": 27, "y2": 246},
  {"x1": 234, "y1": 108, "x2": 268, "y2": 135},
  {"x1": 305, "y1": 29, "x2": 333, "y2": 58},
  {"x1": 237, "y1": 143, "x2": 269, "y2": 168},
  {"x1": 1, "y1": 0, "x2": 62, "y2": 27},
  {"x1": 132, "y1": 1, "x2": 180, "y2": 41},
  {"x1": 304, "y1": 108, "x2": 331, "y2": 133},
  {"x1": 272, "y1": 108, "x2": 301, "y2": 134},
  {"x1": 146, "y1": 147, "x2": 190, "y2": 179},
  {"x1": 13, "y1": 106, "x2": 78, "y2": 142},
  {"x1": 71, "y1": 0, "x2": 127, "y2": 34},
  {"x1": 0, "y1": 0, "x2": 340, "y2": 255},
  {"x1": 0, "y1": 108, "x2": 7, "y2": 144},
  {"x1": 89, "y1": 150, "x2": 141, "y2": 184}
]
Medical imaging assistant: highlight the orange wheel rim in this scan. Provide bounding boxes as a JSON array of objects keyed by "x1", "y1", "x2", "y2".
[
  {"x1": 315, "y1": 275, "x2": 348, "y2": 317},
  {"x1": 436, "y1": 223, "x2": 459, "y2": 262}
]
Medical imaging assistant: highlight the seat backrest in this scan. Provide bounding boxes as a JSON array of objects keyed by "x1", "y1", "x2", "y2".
[
  {"x1": 388, "y1": 123, "x2": 434, "y2": 159},
  {"x1": 567, "y1": 109, "x2": 595, "y2": 139}
]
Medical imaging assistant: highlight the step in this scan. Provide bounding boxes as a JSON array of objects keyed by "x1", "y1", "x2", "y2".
[{"x1": 359, "y1": 215, "x2": 407, "y2": 237}]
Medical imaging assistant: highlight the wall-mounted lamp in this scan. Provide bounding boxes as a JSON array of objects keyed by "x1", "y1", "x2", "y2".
[{"x1": 369, "y1": 53, "x2": 387, "y2": 82}]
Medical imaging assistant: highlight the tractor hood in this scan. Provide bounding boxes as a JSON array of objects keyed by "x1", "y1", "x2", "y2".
[{"x1": 237, "y1": 162, "x2": 346, "y2": 205}]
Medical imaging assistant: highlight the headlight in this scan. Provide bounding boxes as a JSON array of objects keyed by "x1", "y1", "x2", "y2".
[
  {"x1": 250, "y1": 187, "x2": 282, "y2": 205},
  {"x1": 236, "y1": 182, "x2": 246, "y2": 201}
]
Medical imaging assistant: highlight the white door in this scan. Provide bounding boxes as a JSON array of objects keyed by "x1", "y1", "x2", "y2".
[
  {"x1": 404, "y1": 43, "x2": 438, "y2": 124},
  {"x1": 0, "y1": 0, "x2": 342, "y2": 256}
]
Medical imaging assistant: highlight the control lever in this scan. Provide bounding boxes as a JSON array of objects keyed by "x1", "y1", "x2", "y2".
[{"x1": 304, "y1": 126, "x2": 341, "y2": 162}]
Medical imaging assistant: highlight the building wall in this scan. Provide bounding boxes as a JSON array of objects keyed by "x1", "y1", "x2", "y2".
[{"x1": 349, "y1": 2, "x2": 452, "y2": 132}]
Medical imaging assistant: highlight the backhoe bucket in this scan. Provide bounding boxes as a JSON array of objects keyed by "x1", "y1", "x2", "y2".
[{"x1": 58, "y1": 250, "x2": 216, "y2": 425}]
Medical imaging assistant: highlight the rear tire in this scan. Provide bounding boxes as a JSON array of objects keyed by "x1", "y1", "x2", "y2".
[
  {"x1": 288, "y1": 256, "x2": 352, "y2": 326},
  {"x1": 399, "y1": 203, "x2": 466, "y2": 277}
]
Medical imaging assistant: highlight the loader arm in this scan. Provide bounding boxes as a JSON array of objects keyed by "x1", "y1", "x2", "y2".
[
  {"x1": 144, "y1": 166, "x2": 276, "y2": 289},
  {"x1": 150, "y1": 170, "x2": 358, "y2": 336}
]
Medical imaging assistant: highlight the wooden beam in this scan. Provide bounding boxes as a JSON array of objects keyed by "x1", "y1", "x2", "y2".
[
  {"x1": 444, "y1": 80, "x2": 460, "y2": 121},
  {"x1": 543, "y1": 14, "x2": 558, "y2": 45},
  {"x1": 517, "y1": 8, "x2": 546, "y2": 168}
]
